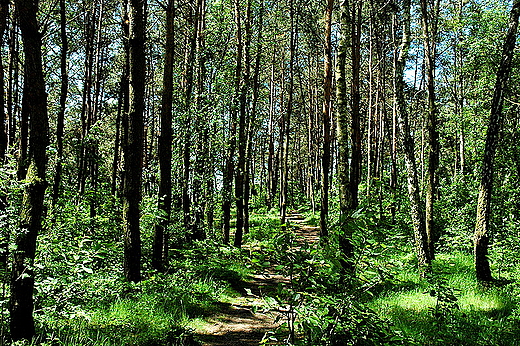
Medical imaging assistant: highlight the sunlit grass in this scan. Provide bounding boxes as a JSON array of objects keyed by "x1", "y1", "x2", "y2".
[{"x1": 367, "y1": 250, "x2": 520, "y2": 345}]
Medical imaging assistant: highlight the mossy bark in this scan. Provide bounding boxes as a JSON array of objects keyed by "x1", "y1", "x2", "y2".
[
  {"x1": 393, "y1": 0, "x2": 431, "y2": 271},
  {"x1": 10, "y1": 0, "x2": 49, "y2": 340},
  {"x1": 474, "y1": 0, "x2": 520, "y2": 282}
]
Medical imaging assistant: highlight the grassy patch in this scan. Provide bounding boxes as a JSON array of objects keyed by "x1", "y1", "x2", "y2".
[{"x1": 368, "y1": 250, "x2": 520, "y2": 345}]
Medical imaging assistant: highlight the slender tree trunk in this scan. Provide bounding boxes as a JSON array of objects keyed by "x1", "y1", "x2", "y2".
[
  {"x1": 193, "y1": 0, "x2": 207, "y2": 240},
  {"x1": 0, "y1": 0, "x2": 8, "y2": 269},
  {"x1": 7, "y1": 14, "x2": 19, "y2": 149},
  {"x1": 234, "y1": 0, "x2": 247, "y2": 247},
  {"x1": 266, "y1": 59, "x2": 276, "y2": 210},
  {"x1": 243, "y1": 0, "x2": 262, "y2": 236},
  {"x1": 320, "y1": 0, "x2": 333, "y2": 238},
  {"x1": 349, "y1": 0, "x2": 362, "y2": 211},
  {"x1": 152, "y1": 0, "x2": 174, "y2": 272},
  {"x1": 222, "y1": 0, "x2": 241, "y2": 244},
  {"x1": 394, "y1": 0, "x2": 430, "y2": 270},
  {"x1": 336, "y1": 0, "x2": 355, "y2": 272},
  {"x1": 182, "y1": 0, "x2": 198, "y2": 238},
  {"x1": 52, "y1": 0, "x2": 68, "y2": 206},
  {"x1": 474, "y1": 0, "x2": 520, "y2": 282},
  {"x1": 280, "y1": 0, "x2": 295, "y2": 228},
  {"x1": 0, "y1": 0, "x2": 7, "y2": 161},
  {"x1": 123, "y1": 0, "x2": 146, "y2": 283},
  {"x1": 10, "y1": 0, "x2": 49, "y2": 339},
  {"x1": 420, "y1": 0, "x2": 440, "y2": 261}
]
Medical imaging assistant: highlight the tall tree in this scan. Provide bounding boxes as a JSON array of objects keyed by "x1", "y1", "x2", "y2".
[
  {"x1": 123, "y1": 0, "x2": 146, "y2": 283},
  {"x1": 394, "y1": 0, "x2": 431, "y2": 270},
  {"x1": 336, "y1": 0, "x2": 354, "y2": 271},
  {"x1": 153, "y1": 0, "x2": 174, "y2": 272},
  {"x1": 349, "y1": 0, "x2": 363, "y2": 211},
  {"x1": 221, "y1": 0, "x2": 241, "y2": 244},
  {"x1": 10, "y1": 0, "x2": 49, "y2": 339},
  {"x1": 0, "y1": 0, "x2": 7, "y2": 161},
  {"x1": 234, "y1": 0, "x2": 248, "y2": 247},
  {"x1": 320, "y1": 0, "x2": 333, "y2": 238},
  {"x1": 279, "y1": 0, "x2": 295, "y2": 228},
  {"x1": 182, "y1": 0, "x2": 199, "y2": 238},
  {"x1": 420, "y1": 0, "x2": 440, "y2": 261},
  {"x1": 51, "y1": 0, "x2": 68, "y2": 206},
  {"x1": 474, "y1": 0, "x2": 520, "y2": 282},
  {"x1": 243, "y1": 0, "x2": 264, "y2": 235}
]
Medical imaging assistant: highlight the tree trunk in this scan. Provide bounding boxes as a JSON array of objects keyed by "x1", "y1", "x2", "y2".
[
  {"x1": 394, "y1": 0, "x2": 431, "y2": 270},
  {"x1": 349, "y1": 0, "x2": 362, "y2": 211},
  {"x1": 182, "y1": 0, "x2": 198, "y2": 239},
  {"x1": 320, "y1": 0, "x2": 333, "y2": 238},
  {"x1": 123, "y1": 0, "x2": 146, "y2": 283},
  {"x1": 244, "y1": 0, "x2": 263, "y2": 235},
  {"x1": 7, "y1": 16, "x2": 19, "y2": 149},
  {"x1": 10, "y1": 0, "x2": 49, "y2": 339},
  {"x1": 221, "y1": 0, "x2": 241, "y2": 244},
  {"x1": 234, "y1": 0, "x2": 246, "y2": 247},
  {"x1": 51, "y1": 0, "x2": 68, "y2": 206},
  {"x1": 420, "y1": 0, "x2": 440, "y2": 261},
  {"x1": 153, "y1": 0, "x2": 174, "y2": 272},
  {"x1": 280, "y1": 0, "x2": 295, "y2": 229},
  {"x1": 474, "y1": 0, "x2": 520, "y2": 282},
  {"x1": 336, "y1": 0, "x2": 354, "y2": 272},
  {"x1": 0, "y1": 0, "x2": 7, "y2": 161}
]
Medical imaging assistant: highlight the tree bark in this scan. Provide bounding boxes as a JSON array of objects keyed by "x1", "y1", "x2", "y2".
[
  {"x1": 153, "y1": 0, "x2": 174, "y2": 272},
  {"x1": 123, "y1": 0, "x2": 146, "y2": 283},
  {"x1": 51, "y1": 0, "x2": 68, "y2": 206},
  {"x1": 182, "y1": 0, "x2": 198, "y2": 239},
  {"x1": 0, "y1": 0, "x2": 8, "y2": 161},
  {"x1": 234, "y1": 0, "x2": 247, "y2": 247},
  {"x1": 420, "y1": 0, "x2": 440, "y2": 261},
  {"x1": 394, "y1": 0, "x2": 431, "y2": 270},
  {"x1": 336, "y1": 0, "x2": 355, "y2": 272},
  {"x1": 349, "y1": 0, "x2": 362, "y2": 211},
  {"x1": 221, "y1": 0, "x2": 241, "y2": 244},
  {"x1": 280, "y1": 0, "x2": 295, "y2": 229},
  {"x1": 10, "y1": 0, "x2": 49, "y2": 339},
  {"x1": 320, "y1": 0, "x2": 333, "y2": 238},
  {"x1": 244, "y1": 0, "x2": 264, "y2": 235},
  {"x1": 474, "y1": 0, "x2": 520, "y2": 282}
]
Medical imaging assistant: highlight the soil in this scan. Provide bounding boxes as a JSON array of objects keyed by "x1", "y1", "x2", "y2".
[{"x1": 195, "y1": 213, "x2": 319, "y2": 346}]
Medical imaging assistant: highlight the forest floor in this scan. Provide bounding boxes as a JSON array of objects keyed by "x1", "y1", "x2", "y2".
[{"x1": 194, "y1": 213, "x2": 319, "y2": 346}]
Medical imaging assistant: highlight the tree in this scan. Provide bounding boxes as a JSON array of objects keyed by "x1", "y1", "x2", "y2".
[
  {"x1": 10, "y1": 0, "x2": 49, "y2": 339},
  {"x1": 420, "y1": 0, "x2": 441, "y2": 261},
  {"x1": 0, "y1": 0, "x2": 7, "y2": 161},
  {"x1": 319, "y1": 0, "x2": 333, "y2": 238},
  {"x1": 123, "y1": 0, "x2": 146, "y2": 283},
  {"x1": 336, "y1": 0, "x2": 354, "y2": 271},
  {"x1": 349, "y1": 0, "x2": 362, "y2": 211},
  {"x1": 234, "y1": 0, "x2": 248, "y2": 247},
  {"x1": 279, "y1": 0, "x2": 295, "y2": 229},
  {"x1": 153, "y1": 0, "x2": 174, "y2": 272},
  {"x1": 474, "y1": 0, "x2": 520, "y2": 282},
  {"x1": 51, "y1": 0, "x2": 69, "y2": 206},
  {"x1": 394, "y1": 0, "x2": 431, "y2": 270}
]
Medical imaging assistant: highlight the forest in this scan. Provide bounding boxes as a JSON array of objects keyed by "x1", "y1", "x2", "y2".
[{"x1": 1, "y1": 0, "x2": 520, "y2": 344}]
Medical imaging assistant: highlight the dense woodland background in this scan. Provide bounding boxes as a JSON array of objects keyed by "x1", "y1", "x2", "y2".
[{"x1": 2, "y1": 0, "x2": 520, "y2": 344}]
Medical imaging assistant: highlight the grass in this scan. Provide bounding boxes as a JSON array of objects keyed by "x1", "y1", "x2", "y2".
[{"x1": 367, "y1": 250, "x2": 520, "y2": 345}]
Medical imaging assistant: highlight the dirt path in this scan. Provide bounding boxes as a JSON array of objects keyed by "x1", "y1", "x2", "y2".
[{"x1": 195, "y1": 212, "x2": 319, "y2": 346}]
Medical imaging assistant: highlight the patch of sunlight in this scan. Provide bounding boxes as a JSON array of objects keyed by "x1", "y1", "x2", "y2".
[
  {"x1": 186, "y1": 317, "x2": 211, "y2": 332},
  {"x1": 375, "y1": 291, "x2": 436, "y2": 314},
  {"x1": 459, "y1": 292, "x2": 506, "y2": 312}
]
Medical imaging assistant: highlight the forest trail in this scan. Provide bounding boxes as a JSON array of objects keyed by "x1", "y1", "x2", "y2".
[{"x1": 195, "y1": 212, "x2": 319, "y2": 346}]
